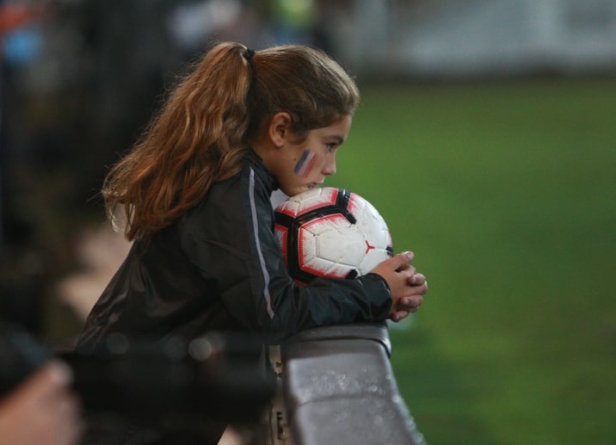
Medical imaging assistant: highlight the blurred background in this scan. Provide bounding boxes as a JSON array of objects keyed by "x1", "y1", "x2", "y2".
[{"x1": 1, "y1": 0, "x2": 615, "y2": 444}]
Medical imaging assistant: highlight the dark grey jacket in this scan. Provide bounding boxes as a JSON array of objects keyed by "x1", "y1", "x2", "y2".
[{"x1": 76, "y1": 151, "x2": 392, "y2": 352}]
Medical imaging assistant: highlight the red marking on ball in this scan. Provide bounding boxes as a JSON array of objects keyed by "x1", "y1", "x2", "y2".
[{"x1": 365, "y1": 240, "x2": 376, "y2": 254}]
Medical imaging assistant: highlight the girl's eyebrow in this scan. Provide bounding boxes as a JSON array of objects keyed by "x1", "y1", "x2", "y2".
[{"x1": 327, "y1": 135, "x2": 345, "y2": 144}]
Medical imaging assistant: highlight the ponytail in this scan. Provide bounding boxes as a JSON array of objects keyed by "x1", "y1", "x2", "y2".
[{"x1": 102, "y1": 42, "x2": 253, "y2": 240}]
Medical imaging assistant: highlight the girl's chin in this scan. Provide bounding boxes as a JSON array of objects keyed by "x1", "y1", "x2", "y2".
[{"x1": 284, "y1": 184, "x2": 319, "y2": 196}]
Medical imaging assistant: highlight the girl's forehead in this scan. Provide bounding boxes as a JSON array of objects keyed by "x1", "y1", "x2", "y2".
[{"x1": 312, "y1": 115, "x2": 353, "y2": 140}]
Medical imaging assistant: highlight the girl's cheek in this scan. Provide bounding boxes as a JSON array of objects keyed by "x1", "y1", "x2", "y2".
[{"x1": 293, "y1": 150, "x2": 317, "y2": 178}]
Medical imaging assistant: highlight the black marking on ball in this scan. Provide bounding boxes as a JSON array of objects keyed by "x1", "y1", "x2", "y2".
[{"x1": 274, "y1": 188, "x2": 360, "y2": 284}]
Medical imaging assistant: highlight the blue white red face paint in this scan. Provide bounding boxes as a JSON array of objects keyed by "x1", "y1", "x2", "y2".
[{"x1": 293, "y1": 150, "x2": 316, "y2": 178}]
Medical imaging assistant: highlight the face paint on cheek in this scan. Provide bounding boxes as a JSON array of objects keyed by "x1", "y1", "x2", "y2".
[{"x1": 293, "y1": 150, "x2": 317, "y2": 178}]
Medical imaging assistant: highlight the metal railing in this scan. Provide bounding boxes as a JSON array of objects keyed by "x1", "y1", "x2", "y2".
[{"x1": 273, "y1": 322, "x2": 427, "y2": 445}]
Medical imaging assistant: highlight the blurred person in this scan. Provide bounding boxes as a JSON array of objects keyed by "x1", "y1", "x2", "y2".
[
  {"x1": 0, "y1": 360, "x2": 83, "y2": 445},
  {"x1": 0, "y1": 0, "x2": 47, "y2": 334},
  {"x1": 76, "y1": 42, "x2": 428, "y2": 444}
]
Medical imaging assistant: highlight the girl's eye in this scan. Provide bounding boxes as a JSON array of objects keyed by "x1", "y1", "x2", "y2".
[{"x1": 326, "y1": 143, "x2": 337, "y2": 152}]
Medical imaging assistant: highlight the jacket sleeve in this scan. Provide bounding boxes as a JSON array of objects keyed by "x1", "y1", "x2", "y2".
[{"x1": 179, "y1": 169, "x2": 393, "y2": 340}]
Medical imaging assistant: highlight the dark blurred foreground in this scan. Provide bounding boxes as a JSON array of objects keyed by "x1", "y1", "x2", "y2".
[
  {"x1": 1, "y1": 320, "x2": 425, "y2": 445},
  {"x1": 1, "y1": 322, "x2": 276, "y2": 443}
]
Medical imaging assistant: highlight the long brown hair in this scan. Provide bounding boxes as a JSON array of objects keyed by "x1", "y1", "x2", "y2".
[{"x1": 103, "y1": 42, "x2": 359, "y2": 240}]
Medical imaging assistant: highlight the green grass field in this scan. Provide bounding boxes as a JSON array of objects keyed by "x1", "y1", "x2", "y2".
[{"x1": 327, "y1": 79, "x2": 616, "y2": 445}]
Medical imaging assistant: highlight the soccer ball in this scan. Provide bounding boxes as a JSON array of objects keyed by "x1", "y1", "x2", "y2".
[{"x1": 274, "y1": 187, "x2": 393, "y2": 285}]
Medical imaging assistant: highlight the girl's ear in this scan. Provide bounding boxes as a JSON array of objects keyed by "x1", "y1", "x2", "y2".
[{"x1": 268, "y1": 112, "x2": 292, "y2": 148}]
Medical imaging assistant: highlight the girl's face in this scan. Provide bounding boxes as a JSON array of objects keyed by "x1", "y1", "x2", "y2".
[{"x1": 267, "y1": 115, "x2": 353, "y2": 197}]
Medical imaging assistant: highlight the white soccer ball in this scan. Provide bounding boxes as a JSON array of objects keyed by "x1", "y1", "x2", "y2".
[{"x1": 274, "y1": 187, "x2": 393, "y2": 285}]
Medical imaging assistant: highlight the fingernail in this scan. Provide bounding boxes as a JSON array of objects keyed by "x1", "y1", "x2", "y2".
[{"x1": 405, "y1": 251, "x2": 413, "y2": 259}]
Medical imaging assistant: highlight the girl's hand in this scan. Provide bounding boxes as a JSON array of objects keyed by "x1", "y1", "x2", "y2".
[{"x1": 370, "y1": 251, "x2": 428, "y2": 322}]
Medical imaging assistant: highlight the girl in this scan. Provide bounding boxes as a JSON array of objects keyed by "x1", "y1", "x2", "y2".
[{"x1": 77, "y1": 42, "x2": 427, "y2": 443}]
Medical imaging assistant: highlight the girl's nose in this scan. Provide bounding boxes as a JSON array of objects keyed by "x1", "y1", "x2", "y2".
[{"x1": 322, "y1": 157, "x2": 336, "y2": 176}]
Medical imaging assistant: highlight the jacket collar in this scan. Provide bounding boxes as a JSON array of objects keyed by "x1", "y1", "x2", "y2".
[{"x1": 247, "y1": 149, "x2": 279, "y2": 193}]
